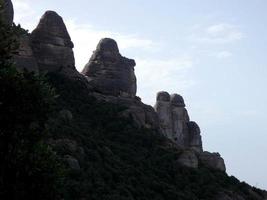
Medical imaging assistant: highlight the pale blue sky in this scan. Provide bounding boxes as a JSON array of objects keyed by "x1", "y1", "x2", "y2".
[{"x1": 14, "y1": 0, "x2": 267, "y2": 189}]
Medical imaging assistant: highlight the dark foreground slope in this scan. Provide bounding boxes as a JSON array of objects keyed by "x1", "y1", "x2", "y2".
[{"x1": 45, "y1": 72, "x2": 267, "y2": 200}]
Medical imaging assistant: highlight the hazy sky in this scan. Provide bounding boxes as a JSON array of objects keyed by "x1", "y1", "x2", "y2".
[{"x1": 13, "y1": 0, "x2": 267, "y2": 189}]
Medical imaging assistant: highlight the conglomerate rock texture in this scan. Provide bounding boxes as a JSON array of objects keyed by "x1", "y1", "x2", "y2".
[{"x1": 82, "y1": 38, "x2": 137, "y2": 98}]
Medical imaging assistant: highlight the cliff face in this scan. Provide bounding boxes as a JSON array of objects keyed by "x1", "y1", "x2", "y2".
[
  {"x1": 5, "y1": 1, "x2": 267, "y2": 199},
  {"x1": 155, "y1": 91, "x2": 203, "y2": 152}
]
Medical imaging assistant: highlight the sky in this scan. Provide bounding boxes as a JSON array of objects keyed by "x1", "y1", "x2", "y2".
[{"x1": 13, "y1": 0, "x2": 267, "y2": 190}]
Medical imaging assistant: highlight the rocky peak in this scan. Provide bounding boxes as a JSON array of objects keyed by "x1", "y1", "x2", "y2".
[
  {"x1": 32, "y1": 11, "x2": 73, "y2": 48},
  {"x1": 170, "y1": 94, "x2": 185, "y2": 107},
  {"x1": 155, "y1": 91, "x2": 202, "y2": 152},
  {"x1": 155, "y1": 91, "x2": 226, "y2": 171},
  {"x1": 82, "y1": 38, "x2": 137, "y2": 98},
  {"x1": 96, "y1": 38, "x2": 120, "y2": 56},
  {"x1": 0, "y1": 0, "x2": 14, "y2": 25},
  {"x1": 157, "y1": 91, "x2": 171, "y2": 102},
  {"x1": 31, "y1": 11, "x2": 75, "y2": 72}
]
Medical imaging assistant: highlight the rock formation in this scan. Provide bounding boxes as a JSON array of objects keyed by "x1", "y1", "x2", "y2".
[
  {"x1": 199, "y1": 151, "x2": 226, "y2": 172},
  {"x1": 13, "y1": 36, "x2": 39, "y2": 73},
  {"x1": 154, "y1": 91, "x2": 226, "y2": 171},
  {"x1": 82, "y1": 38, "x2": 137, "y2": 98},
  {"x1": 177, "y1": 150, "x2": 198, "y2": 169},
  {"x1": 31, "y1": 11, "x2": 75, "y2": 72},
  {"x1": 0, "y1": 0, "x2": 13, "y2": 25},
  {"x1": 8, "y1": 0, "x2": 226, "y2": 173},
  {"x1": 186, "y1": 121, "x2": 203, "y2": 152},
  {"x1": 155, "y1": 91, "x2": 203, "y2": 152}
]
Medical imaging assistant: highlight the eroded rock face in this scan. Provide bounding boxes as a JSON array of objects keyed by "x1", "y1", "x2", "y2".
[
  {"x1": 13, "y1": 36, "x2": 39, "y2": 73},
  {"x1": 82, "y1": 38, "x2": 137, "y2": 98},
  {"x1": 154, "y1": 91, "x2": 202, "y2": 152},
  {"x1": 186, "y1": 121, "x2": 203, "y2": 153},
  {"x1": 199, "y1": 152, "x2": 226, "y2": 172},
  {"x1": 31, "y1": 11, "x2": 75, "y2": 72},
  {"x1": 177, "y1": 150, "x2": 198, "y2": 169},
  {"x1": 154, "y1": 92, "x2": 173, "y2": 138},
  {"x1": 0, "y1": 0, "x2": 14, "y2": 25},
  {"x1": 171, "y1": 94, "x2": 190, "y2": 146}
]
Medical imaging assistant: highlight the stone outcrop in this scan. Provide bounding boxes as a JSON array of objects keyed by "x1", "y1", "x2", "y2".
[
  {"x1": 153, "y1": 91, "x2": 228, "y2": 171},
  {"x1": 186, "y1": 121, "x2": 203, "y2": 152},
  {"x1": 199, "y1": 151, "x2": 226, "y2": 172},
  {"x1": 177, "y1": 150, "x2": 198, "y2": 169},
  {"x1": 29, "y1": 10, "x2": 90, "y2": 86},
  {"x1": 154, "y1": 92, "x2": 173, "y2": 137},
  {"x1": 0, "y1": 0, "x2": 14, "y2": 25},
  {"x1": 31, "y1": 11, "x2": 75, "y2": 72},
  {"x1": 92, "y1": 92, "x2": 159, "y2": 130},
  {"x1": 13, "y1": 36, "x2": 39, "y2": 73},
  {"x1": 82, "y1": 38, "x2": 137, "y2": 98},
  {"x1": 155, "y1": 91, "x2": 203, "y2": 152}
]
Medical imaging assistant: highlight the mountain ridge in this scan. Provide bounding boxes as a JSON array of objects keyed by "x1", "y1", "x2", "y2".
[{"x1": 1, "y1": 0, "x2": 267, "y2": 199}]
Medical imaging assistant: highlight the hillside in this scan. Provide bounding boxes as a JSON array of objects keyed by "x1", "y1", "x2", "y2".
[{"x1": 0, "y1": 0, "x2": 267, "y2": 199}]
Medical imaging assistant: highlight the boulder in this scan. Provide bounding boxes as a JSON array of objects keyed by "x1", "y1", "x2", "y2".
[
  {"x1": 82, "y1": 38, "x2": 137, "y2": 98},
  {"x1": 199, "y1": 151, "x2": 226, "y2": 172},
  {"x1": 31, "y1": 11, "x2": 75, "y2": 72},
  {"x1": 0, "y1": 0, "x2": 13, "y2": 25},
  {"x1": 177, "y1": 150, "x2": 198, "y2": 168},
  {"x1": 13, "y1": 35, "x2": 39, "y2": 73}
]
